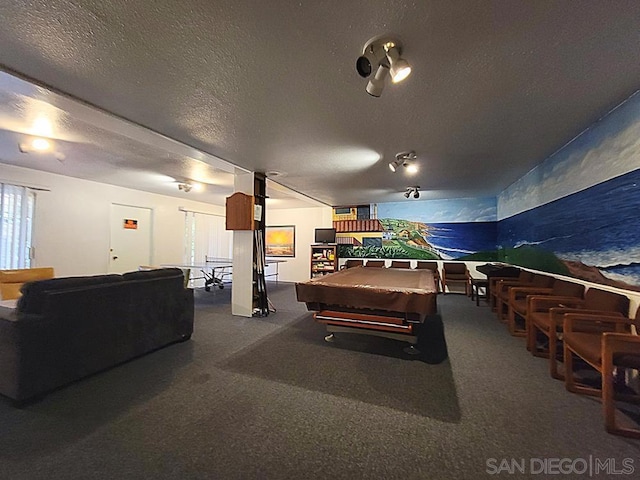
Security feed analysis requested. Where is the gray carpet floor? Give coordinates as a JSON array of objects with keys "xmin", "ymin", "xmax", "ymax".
[{"xmin": 0, "ymin": 282, "xmax": 639, "ymax": 479}]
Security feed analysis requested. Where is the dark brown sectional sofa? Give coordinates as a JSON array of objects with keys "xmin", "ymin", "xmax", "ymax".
[{"xmin": 0, "ymin": 268, "xmax": 193, "ymax": 403}]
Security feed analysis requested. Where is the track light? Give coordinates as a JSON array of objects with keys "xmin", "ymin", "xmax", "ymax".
[
  {"xmin": 388, "ymin": 158, "xmax": 403, "ymax": 172},
  {"xmin": 386, "ymin": 46, "xmax": 412, "ymax": 83},
  {"xmin": 178, "ymin": 181, "xmax": 203, "ymax": 193},
  {"xmin": 404, "ymin": 186, "xmax": 420, "ymax": 199},
  {"xmin": 366, "ymin": 65, "xmax": 389, "ymax": 97},
  {"xmin": 356, "ymin": 35, "xmax": 411, "ymax": 97},
  {"xmin": 389, "ymin": 151, "xmax": 418, "ymax": 174}
]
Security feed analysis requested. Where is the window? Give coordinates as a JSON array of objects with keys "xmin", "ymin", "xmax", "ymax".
[
  {"xmin": 0, "ymin": 183, "xmax": 35, "ymax": 269},
  {"xmin": 183, "ymin": 211, "xmax": 233, "ymax": 286}
]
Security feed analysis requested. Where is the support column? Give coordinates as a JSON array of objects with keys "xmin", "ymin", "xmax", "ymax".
[{"xmin": 231, "ymin": 172, "xmax": 254, "ymax": 317}]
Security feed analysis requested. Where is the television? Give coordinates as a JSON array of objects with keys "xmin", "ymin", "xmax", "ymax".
[{"xmin": 314, "ymin": 228, "xmax": 336, "ymax": 244}]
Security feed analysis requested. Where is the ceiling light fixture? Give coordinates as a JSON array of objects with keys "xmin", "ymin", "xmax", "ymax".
[
  {"xmin": 178, "ymin": 181, "xmax": 204, "ymax": 193},
  {"xmin": 404, "ymin": 186, "xmax": 420, "ymax": 199},
  {"xmin": 356, "ymin": 34, "xmax": 412, "ymax": 97},
  {"xmin": 18, "ymin": 137, "xmax": 53, "ymax": 153},
  {"xmin": 389, "ymin": 151, "xmax": 418, "ymax": 174}
]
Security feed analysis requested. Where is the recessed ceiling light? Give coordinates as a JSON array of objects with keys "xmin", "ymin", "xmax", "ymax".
[{"xmin": 31, "ymin": 137, "xmax": 51, "ymax": 151}]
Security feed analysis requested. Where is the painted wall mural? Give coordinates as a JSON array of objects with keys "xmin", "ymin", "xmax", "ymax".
[
  {"xmin": 336, "ymin": 198, "xmax": 498, "ymax": 260},
  {"xmin": 497, "ymin": 91, "xmax": 640, "ymax": 290},
  {"xmin": 338, "ymin": 91, "xmax": 640, "ymax": 291},
  {"xmin": 498, "ymin": 168, "xmax": 640, "ymax": 289}
]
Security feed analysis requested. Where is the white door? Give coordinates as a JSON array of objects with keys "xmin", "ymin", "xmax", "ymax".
[{"xmin": 109, "ymin": 204, "xmax": 152, "ymax": 273}]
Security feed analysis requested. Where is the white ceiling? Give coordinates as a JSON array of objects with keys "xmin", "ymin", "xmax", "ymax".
[{"xmin": 0, "ymin": 1, "xmax": 639, "ymax": 207}]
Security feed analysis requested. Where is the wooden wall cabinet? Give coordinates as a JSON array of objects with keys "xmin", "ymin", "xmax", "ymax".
[
  {"xmin": 310, "ymin": 244, "xmax": 338, "ymax": 278},
  {"xmin": 225, "ymin": 192, "xmax": 255, "ymax": 230}
]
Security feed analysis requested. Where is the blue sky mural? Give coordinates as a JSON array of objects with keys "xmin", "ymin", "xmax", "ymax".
[
  {"xmin": 497, "ymin": 90, "xmax": 640, "ymax": 289},
  {"xmin": 499, "ymin": 91, "xmax": 640, "ymax": 219},
  {"xmin": 378, "ymin": 197, "xmax": 497, "ymax": 223}
]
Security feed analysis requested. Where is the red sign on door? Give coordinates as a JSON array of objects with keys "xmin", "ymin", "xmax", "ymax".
[{"xmin": 123, "ymin": 219, "xmax": 138, "ymax": 229}]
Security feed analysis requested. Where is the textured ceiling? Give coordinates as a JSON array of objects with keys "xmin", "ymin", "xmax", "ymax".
[{"xmin": 0, "ymin": 1, "xmax": 639, "ymax": 206}]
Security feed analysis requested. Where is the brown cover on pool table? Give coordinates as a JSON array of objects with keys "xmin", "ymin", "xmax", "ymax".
[{"xmin": 295, "ymin": 266, "xmax": 437, "ymax": 316}]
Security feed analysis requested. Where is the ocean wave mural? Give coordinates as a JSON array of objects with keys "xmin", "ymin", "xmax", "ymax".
[{"xmin": 498, "ymin": 168, "xmax": 640, "ymax": 289}]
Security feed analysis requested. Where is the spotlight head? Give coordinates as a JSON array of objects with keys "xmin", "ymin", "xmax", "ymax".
[
  {"xmin": 386, "ymin": 46, "xmax": 412, "ymax": 83},
  {"xmin": 178, "ymin": 182, "xmax": 192, "ymax": 193},
  {"xmin": 389, "ymin": 158, "xmax": 402, "ymax": 172},
  {"xmin": 366, "ymin": 65, "xmax": 389, "ymax": 97},
  {"xmin": 404, "ymin": 190, "xmax": 411, "ymax": 198},
  {"xmin": 356, "ymin": 42, "xmax": 386, "ymax": 78},
  {"xmin": 413, "ymin": 190, "xmax": 419, "ymax": 199},
  {"xmin": 356, "ymin": 55, "xmax": 373, "ymax": 78},
  {"xmin": 404, "ymin": 162, "xmax": 418, "ymax": 174}
]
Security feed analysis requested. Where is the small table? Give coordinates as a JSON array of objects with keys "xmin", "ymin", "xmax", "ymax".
[{"xmin": 470, "ymin": 278, "xmax": 489, "ymax": 306}]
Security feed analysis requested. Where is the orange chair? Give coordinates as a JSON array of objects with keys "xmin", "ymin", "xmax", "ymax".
[{"xmin": 0, "ymin": 267, "xmax": 55, "ymax": 300}]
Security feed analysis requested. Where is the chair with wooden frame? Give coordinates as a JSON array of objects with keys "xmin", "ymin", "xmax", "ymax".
[
  {"xmin": 364, "ymin": 260, "xmax": 386, "ymax": 268},
  {"xmin": 489, "ymin": 270, "xmax": 534, "ymax": 313},
  {"xmin": 563, "ymin": 307, "xmax": 640, "ymax": 438},
  {"xmin": 341, "ymin": 259, "xmax": 364, "ymax": 269},
  {"xmin": 506, "ymin": 279, "xmax": 585, "ymax": 337},
  {"xmin": 441, "ymin": 262, "xmax": 470, "ymax": 295},
  {"xmin": 528, "ymin": 287, "xmax": 630, "ymax": 380},
  {"xmin": 416, "ymin": 261, "xmax": 442, "ymax": 293},
  {"xmin": 494, "ymin": 273, "xmax": 554, "ymax": 322},
  {"xmin": 390, "ymin": 260, "xmax": 411, "ymax": 269}
]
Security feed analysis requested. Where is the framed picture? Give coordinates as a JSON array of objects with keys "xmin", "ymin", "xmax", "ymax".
[{"xmin": 265, "ymin": 225, "xmax": 295, "ymax": 257}]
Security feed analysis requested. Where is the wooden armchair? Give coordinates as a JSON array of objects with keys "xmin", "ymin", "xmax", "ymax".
[
  {"xmin": 563, "ymin": 308, "xmax": 640, "ymax": 438},
  {"xmin": 489, "ymin": 271, "xmax": 534, "ymax": 313},
  {"xmin": 441, "ymin": 262, "xmax": 470, "ymax": 295},
  {"xmin": 416, "ymin": 261, "xmax": 441, "ymax": 293},
  {"xmin": 364, "ymin": 260, "xmax": 385, "ymax": 268},
  {"xmin": 494, "ymin": 273, "xmax": 554, "ymax": 322},
  {"xmin": 527, "ymin": 287, "xmax": 630, "ymax": 380},
  {"xmin": 390, "ymin": 260, "xmax": 411, "ymax": 269},
  {"xmin": 506, "ymin": 279, "xmax": 584, "ymax": 337},
  {"xmin": 341, "ymin": 259, "xmax": 364, "ymax": 269}
]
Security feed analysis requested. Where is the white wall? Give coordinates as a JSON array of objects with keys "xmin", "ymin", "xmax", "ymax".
[
  {"xmin": 1, "ymin": 164, "xmax": 224, "ymax": 277},
  {"xmin": 266, "ymin": 206, "xmax": 333, "ymax": 283}
]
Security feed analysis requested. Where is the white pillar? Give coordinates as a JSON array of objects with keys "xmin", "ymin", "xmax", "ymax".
[{"xmin": 231, "ymin": 172, "xmax": 254, "ymax": 317}]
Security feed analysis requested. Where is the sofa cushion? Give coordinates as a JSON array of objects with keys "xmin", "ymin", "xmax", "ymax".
[{"xmin": 18, "ymin": 274, "xmax": 123, "ymax": 314}]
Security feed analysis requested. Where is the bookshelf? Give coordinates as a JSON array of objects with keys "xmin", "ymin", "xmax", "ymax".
[{"xmin": 310, "ymin": 244, "xmax": 338, "ymax": 278}]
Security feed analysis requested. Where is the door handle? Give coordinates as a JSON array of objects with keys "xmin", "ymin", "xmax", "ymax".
[{"xmin": 112, "ymin": 256, "xmax": 118, "ymax": 260}]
